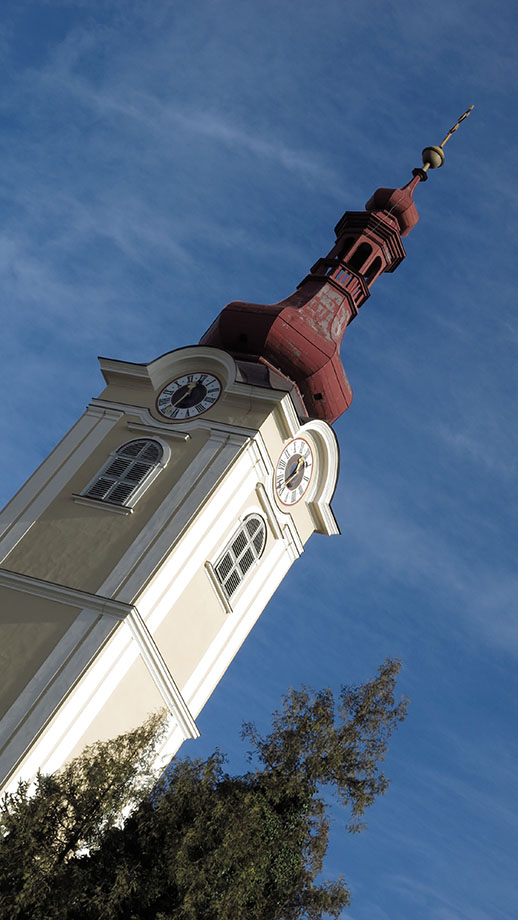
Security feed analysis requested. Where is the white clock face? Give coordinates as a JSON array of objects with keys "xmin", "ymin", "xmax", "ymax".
[
  {"xmin": 275, "ymin": 438, "xmax": 314, "ymax": 505},
  {"xmin": 156, "ymin": 372, "xmax": 222, "ymax": 420}
]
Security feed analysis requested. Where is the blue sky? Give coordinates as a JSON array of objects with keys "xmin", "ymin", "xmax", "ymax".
[{"xmin": 1, "ymin": 1, "xmax": 517, "ymax": 917}]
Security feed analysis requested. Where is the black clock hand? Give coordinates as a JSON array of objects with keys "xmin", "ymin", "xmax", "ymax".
[
  {"xmin": 170, "ymin": 381, "xmax": 197, "ymax": 407},
  {"xmin": 284, "ymin": 457, "xmax": 305, "ymax": 487}
]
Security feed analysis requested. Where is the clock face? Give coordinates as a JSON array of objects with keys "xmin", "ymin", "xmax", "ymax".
[
  {"xmin": 156, "ymin": 372, "xmax": 222, "ymax": 420},
  {"xmin": 275, "ymin": 438, "xmax": 314, "ymax": 505}
]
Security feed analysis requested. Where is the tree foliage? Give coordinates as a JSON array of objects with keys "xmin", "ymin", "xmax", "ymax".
[{"xmin": 0, "ymin": 659, "xmax": 407, "ymax": 920}]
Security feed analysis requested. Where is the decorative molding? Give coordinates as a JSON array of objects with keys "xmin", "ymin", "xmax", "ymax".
[
  {"xmin": 90, "ymin": 399, "xmax": 257, "ymax": 442},
  {"xmin": 126, "ymin": 421, "xmax": 191, "ymax": 441},
  {"xmin": 124, "ymin": 607, "xmax": 199, "ymax": 740},
  {"xmin": 255, "ymin": 482, "xmax": 282, "ymax": 540},
  {"xmin": 204, "ymin": 562, "xmax": 232, "ymax": 615},
  {"xmin": 0, "ymin": 568, "xmax": 131, "ymax": 620},
  {"xmin": 225, "ymin": 378, "xmax": 303, "ymax": 411},
  {"xmin": 85, "ymin": 405, "xmax": 125, "ymax": 421},
  {"xmin": 99, "ymin": 346, "xmax": 238, "ymax": 393},
  {"xmin": 248, "ymin": 436, "xmax": 271, "ymax": 478},
  {"xmin": 282, "ymin": 523, "xmax": 304, "ymax": 561},
  {"xmin": 98, "ymin": 357, "xmax": 151, "ymax": 381},
  {"xmin": 98, "ymin": 347, "xmax": 306, "ymax": 430},
  {"xmin": 72, "ymin": 494, "xmax": 134, "ymax": 514},
  {"xmin": 309, "ymin": 501, "xmax": 340, "ymax": 537},
  {"xmin": 277, "ymin": 393, "xmax": 305, "ymax": 439},
  {"xmin": 298, "ymin": 419, "xmax": 340, "ymax": 536}
]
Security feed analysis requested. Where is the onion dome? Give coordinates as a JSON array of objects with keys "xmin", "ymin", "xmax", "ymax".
[{"xmin": 365, "ymin": 175, "xmax": 420, "ymax": 237}]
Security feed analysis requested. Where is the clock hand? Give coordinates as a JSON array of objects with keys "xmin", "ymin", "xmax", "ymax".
[
  {"xmin": 170, "ymin": 380, "xmax": 197, "ymax": 407},
  {"xmin": 284, "ymin": 457, "xmax": 305, "ymax": 487}
]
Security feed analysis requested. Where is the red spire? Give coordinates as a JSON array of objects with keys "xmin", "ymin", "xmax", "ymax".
[
  {"xmin": 201, "ymin": 109, "xmax": 473, "ymax": 424},
  {"xmin": 200, "ymin": 177, "xmax": 412, "ymax": 423}
]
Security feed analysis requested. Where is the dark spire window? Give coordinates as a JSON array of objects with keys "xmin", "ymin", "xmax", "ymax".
[
  {"xmin": 365, "ymin": 256, "xmax": 382, "ymax": 283},
  {"xmin": 83, "ymin": 439, "xmax": 164, "ymax": 507},
  {"xmin": 347, "ymin": 242, "xmax": 372, "ymax": 273}
]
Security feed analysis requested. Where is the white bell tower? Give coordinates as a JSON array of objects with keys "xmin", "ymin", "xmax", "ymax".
[
  {"xmin": 1, "ymin": 111, "xmax": 472, "ymax": 796},
  {"xmin": 0, "ymin": 345, "xmax": 339, "ymax": 795}
]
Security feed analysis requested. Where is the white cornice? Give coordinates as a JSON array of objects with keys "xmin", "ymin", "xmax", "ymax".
[
  {"xmin": 84, "ymin": 405, "xmax": 125, "ymax": 421},
  {"xmin": 99, "ymin": 346, "xmax": 238, "ymax": 391},
  {"xmin": 0, "ymin": 568, "xmax": 133, "ymax": 618},
  {"xmin": 308, "ymin": 502, "xmax": 340, "ymax": 536},
  {"xmin": 126, "ymin": 421, "xmax": 192, "ymax": 441},
  {"xmin": 72, "ymin": 494, "xmax": 134, "ymax": 515},
  {"xmin": 98, "ymin": 357, "xmax": 151, "ymax": 381},
  {"xmin": 89, "ymin": 395, "xmax": 302, "ymax": 448},
  {"xmin": 89, "ymin": 399, "xmax": 257, "ymax": 442},
  {"xmin": 97, "ymin": 347, "xmax": 305, "ymax": 416}
]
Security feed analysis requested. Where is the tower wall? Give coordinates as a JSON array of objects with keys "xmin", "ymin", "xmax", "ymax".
[{"xmin": 0, "ymin": 346, "xmax": 339, "ymax": 795}]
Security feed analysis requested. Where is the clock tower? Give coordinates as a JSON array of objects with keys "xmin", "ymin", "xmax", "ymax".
[{"xmin": 0, "ymin": 114, "xmax": 472, "ymax": 795}]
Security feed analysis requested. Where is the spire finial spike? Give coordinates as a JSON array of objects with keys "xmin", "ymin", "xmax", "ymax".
[
  {"xmin": 412, "ymin": 105, "xmax": 474, "ymax": 181},
  {"xmin": 438, "ymin": 104, "xmax": 475, "ymax": 150}
]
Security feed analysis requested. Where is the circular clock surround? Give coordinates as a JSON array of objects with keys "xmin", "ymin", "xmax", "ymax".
[
  {"xmin": 275, "ymin": 437, "xmax": 314, "ymax": 506},
  {"xmin": 156, "ymin": 372, "xmax": 222, "ymax": 420}
]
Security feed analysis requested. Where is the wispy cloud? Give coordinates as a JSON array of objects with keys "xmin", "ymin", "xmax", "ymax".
[{"xmin": 330, "ymin": 463, "xmax": 518, "ymax": 657}]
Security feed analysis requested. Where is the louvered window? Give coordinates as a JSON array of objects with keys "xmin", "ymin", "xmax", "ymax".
[
  {"xmin": 215, "ymin": 515, "xmax": 266, "ymax": 599},
  {"xmin": 84, "ymin": 439, "xmax": 163, "ymax": 506}
]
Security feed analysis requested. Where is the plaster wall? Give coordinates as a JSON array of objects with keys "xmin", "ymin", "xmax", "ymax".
[
  {"xmin": 65, "ymin": 652, "xmax": 164, "ymax": 759},
  {"xmin": 0, "ymin": 589, "xmax": 79, "ymax": 722},
  {"xmin": 153, "ymin": 568, "xmax": 227, "ymax": 692}
]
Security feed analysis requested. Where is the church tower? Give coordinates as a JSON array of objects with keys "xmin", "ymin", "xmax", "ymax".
[{"xmin": 0, "ymin": 113, "xmax": 472, "ymax": 795}]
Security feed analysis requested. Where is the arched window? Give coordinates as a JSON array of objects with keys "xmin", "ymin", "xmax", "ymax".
[
  {"xmin": 83, "ymin": 439, "xmax": 164, "ymax": 507},
  {"xmin": 364, "ymin": 256, "xmax": 382, "ymax": 283},
  {"xmin": 347, "ymin": 242, "xmax": 372, "ymax": 273},
  {"xmin": 338, "ymin": 236, "xmax": 354, "ymax": 260},
  {"xmin": 215, "ymin": 515, "xmax": 266, "ymax": 599}
]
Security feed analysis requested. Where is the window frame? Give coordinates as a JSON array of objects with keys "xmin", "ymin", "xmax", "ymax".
[
  {"xmin": 75, "ymin": 437, "xmax": 170, "ymax": 513},
  {"xmin": 207, "ymin": 514, "xmax": 267, "ymax": 610}
]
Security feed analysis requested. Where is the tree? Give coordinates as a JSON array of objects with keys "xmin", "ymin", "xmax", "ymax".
[{"xmin": 0, "ymin": 659, "xmax": 408, "ymax": 920}]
